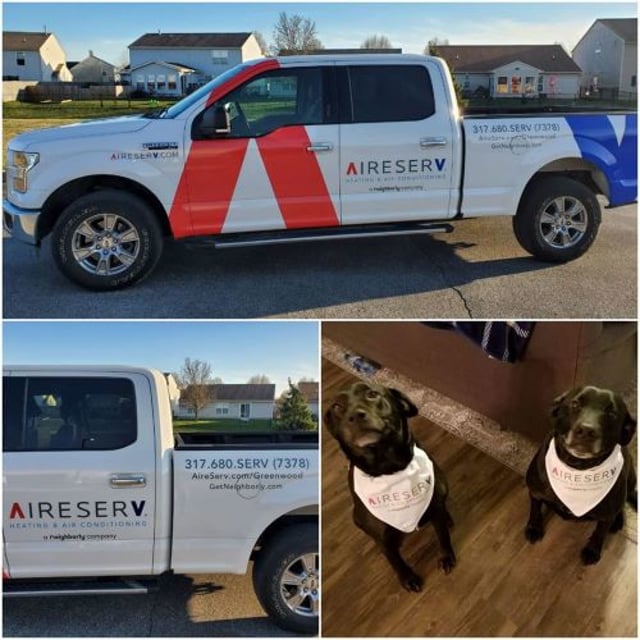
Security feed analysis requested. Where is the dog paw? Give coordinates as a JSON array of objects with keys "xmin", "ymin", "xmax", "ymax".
[
  {"xmin": 580, "ymin": 546, "xmax": 601, "ymax": 565},
  {"xmin": 438, "ymin": 554, "xmax": 456, "ymax": 575},
  {"xmin": 400, "ymin": 570, "xmax": 423, "ymax": 592},
  {"xmin": 525, "ymin": 523, "xmax": 544, "ymax": 543}
]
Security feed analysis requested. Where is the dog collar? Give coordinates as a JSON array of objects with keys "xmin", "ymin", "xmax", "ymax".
[
  {"xmin": 353, "ymin": 445, "xmax": 435, "ymax": 533},
  {"xmin": 545, "ymin": 439, "xmax": 624, "ymax": 517}
]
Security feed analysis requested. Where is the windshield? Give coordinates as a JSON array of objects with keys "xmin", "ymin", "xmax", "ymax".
[{"xmin": 163, "ymin": 63, "xmax": 252, "ymax": 119}]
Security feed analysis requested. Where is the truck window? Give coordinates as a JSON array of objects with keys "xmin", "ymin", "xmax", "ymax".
[
  {"xmin": 2, "ymin": 376, "xmax": 137, "ymax": 452},
  {"xmin": 346, "ymin": 65, "xmax": 435, "ymax": 123},
  {"xmin": 195, "ymin": 67, "xmax": 326, "ymax": 139}
]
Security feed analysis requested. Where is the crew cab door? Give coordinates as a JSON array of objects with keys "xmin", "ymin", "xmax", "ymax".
[
  {"xmin": 3, "ymin": 371, "xmax": 156, "ymax": 578},
  {"xmin": 339, "ymin": 62, "xmax": 457, "ymax": 224},
  {"xmin": 183, "ymin": 64, "xmax": 340, "ymax": 236}
]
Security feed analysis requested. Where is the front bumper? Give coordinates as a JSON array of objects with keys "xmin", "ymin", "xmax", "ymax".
[{"xmin": 3, "ymin": 199, "xmax": 41, "ymax": 245}]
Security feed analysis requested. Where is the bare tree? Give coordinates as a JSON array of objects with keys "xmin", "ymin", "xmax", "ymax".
[
  {"xmin": 361, "ymin": 34, "xmax": 394, "ymax": 50},
  {"xmin": 248, "ymin": 374, "xmax": 272, "ymax": 384},
  {"xmin": 272, "ymin": 12, "xmax": 324, "ymax": 55},
  {"xmin": 253, "ymin": 31, "xmax": 270, "ymax": 57},
  {"xmin": 177, "ymin": 358, "xmax": 213, "ymax": 421},
  {"xmin": 425, "ymin": 37, "xmax": 450, "ymax": 56}
]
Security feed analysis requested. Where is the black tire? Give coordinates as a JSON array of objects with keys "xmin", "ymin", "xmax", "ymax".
[
  {"xmin": 513, "ymin": 176, "xmax": 601, "ymax": 262},
  {"xmin": 252, "ymin": 523, "xmax": 319, "ymax": 634},
  {"xmin": 51, "ymin": 190, "xmax": 163, "ymax": 290}
]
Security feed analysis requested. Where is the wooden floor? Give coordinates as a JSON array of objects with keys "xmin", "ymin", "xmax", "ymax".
[{"xmin": 321, "ymin": 360, "xmax": 637, "ymax": 637}]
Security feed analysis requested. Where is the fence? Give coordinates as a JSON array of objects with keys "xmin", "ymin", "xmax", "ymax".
[{"xmin": 16, "ymin": 82, "xmax": 125, "ymax": 102}]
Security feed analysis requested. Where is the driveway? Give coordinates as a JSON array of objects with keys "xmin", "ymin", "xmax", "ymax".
[
  {"xmin": 3, "ymin": 203, "xmax": 636, "ymax": 319},
  {"xmin": 3, "ymin": 572, "xmax": 297, "ymax": 637}
]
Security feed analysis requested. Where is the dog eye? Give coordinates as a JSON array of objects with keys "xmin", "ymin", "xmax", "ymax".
[
  {"xmin": 570, "ymin": 398, "xmax": 582, "ymax": 410},
  {"xmin": 365, "ymin": 390, "xmax": 379, "ymax": 401},
  {"xmin": 605, "ymin": 403, "xmax": 617, "ymax": 416},
  {"xmin": 331, "ymin": 403, "xmax": 345, "ymax": 416}
]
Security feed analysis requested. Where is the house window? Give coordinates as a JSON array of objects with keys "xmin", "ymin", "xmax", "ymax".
[
  {"xmin": 157, "ymin": 74, "xmax": 166, "ymax": 91},
  {"xmin": 511, "ymin": 76, "xmax": 522, "ymax": 94},
  {"xmin": 215, "ymin": 404, "xmax": 229, "ymax": 416},
  {"xmin": 212, "ymin": 50, "xmax": 230, "ymax": 65},
  {"xmin": 537, "ymin": 76, "xmax": 544, "ymax": 93},
  {"xmin": 147, "ymin": 74, "xmax": 155, "ymax": 91},
  {"xmin": 240, "ymin": 403, "xmax": 250, "ymax": 419},
  {"xmin": 168, "ymin": 74, "xmax": 177, "ymax": 90},
  {"xmin": 525, "ymin": 76, "xmax": 535, "ymax": 94},
  {"xmin": 497, "ymin": 76, "xmax": 508, "ymax": 94},
  {"xmin": 16, "ymin": 51, "xmax": 25, "ymax": 66},
  {"xmin": 632, "ymin": 75, "xmax": 637, "ymax": 88}
]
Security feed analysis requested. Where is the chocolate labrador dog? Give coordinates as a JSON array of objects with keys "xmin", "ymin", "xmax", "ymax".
[
  {"xmin": 525, "ymin": 385, "xmax": 637, "ymax": 564},
  {"xmin": 325, "ymin": 381, "xmax": 455, "ymax": 591}
]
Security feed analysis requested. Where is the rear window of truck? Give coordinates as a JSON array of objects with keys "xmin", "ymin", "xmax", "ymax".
[
  {"xmin": 346, "ymin": 65, "xmax": 435, "ymax": 123},
  {"xmin": 3, "ymin": 376, "xmax": 137, "ymax": 452}
]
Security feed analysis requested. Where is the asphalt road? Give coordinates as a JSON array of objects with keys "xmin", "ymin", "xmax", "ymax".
[
  {"xmin": 3, "ymin": 202, "xmax": 636, "ymax": 319},
  {"xmin": 3, "ymin": 572, "xmax": 299, "ymax": 637}
]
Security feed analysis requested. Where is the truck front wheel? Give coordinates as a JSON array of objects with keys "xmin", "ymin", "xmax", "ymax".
[
  {"xmin": 513, "ymin": 176, "xmax": 601, "ymax": 262},
  {"xmin": 51, "ymin": 190, "xmax": 163, "ymax": 290},
  {"xmin": 252, "ymin": 523, "xmax": 319, "ymax": 634}
]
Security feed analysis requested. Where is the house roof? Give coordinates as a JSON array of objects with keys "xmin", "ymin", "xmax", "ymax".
[
  {"xmin": 436, "ymin": 44, "xmax": 582, "ymax": 73},
  {"xmin": 130, "ymin": 32, "xmax": 253, "ymax": 49},
  {"xmin": 129, "ymin": 60, "xmax": 197, "ymax": 73},
  {"xmin": 3, "ymin": 31, "xmax": 52, "ymax": 52},
  {"xmin": 598, "ymin": 18, "xmax": 637, "ymax": 43},
  {"xmin": 204, "ymin": 384, "xmax": 275, "ymax": 402},
  {"xmin": 298, "ymin": 382, "xmax": 319, "ymax": 403},
  {"xmin": 280, "ymin": 48, "xmax": 403, "ymax": 55}
]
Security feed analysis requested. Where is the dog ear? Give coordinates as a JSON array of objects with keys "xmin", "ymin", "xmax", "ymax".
[
  {"xmin": 550, "ymin": 389, "xmax": 572, "ymax": 417},
  {"xmin": 389, "ymin": 388, "xmax": 418, "ymax": 418},
  {"xmin": 619, "ymin": 406, "xmax": 637, "ymax": 446},
  {"xmin": 324, "ymin": 400, "xmax": 343, "ymax": 438}
]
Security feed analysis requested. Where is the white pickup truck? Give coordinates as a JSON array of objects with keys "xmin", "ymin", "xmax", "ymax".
[
  {"xmin": 4, "ymin": 54, "xmax": 637, "ymax": 290},
  {"xmin": 2, "ymin": 366, "xmax": 319, "ymax": 633}
]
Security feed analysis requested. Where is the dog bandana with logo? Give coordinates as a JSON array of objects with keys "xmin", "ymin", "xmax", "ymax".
[
  {"xmin": 545, "ymin": 439, "xmax": 624, "ymax": 517},
  {"xmin": 353, "ymin": 445, "xmax": 435, "ymax": 533}
]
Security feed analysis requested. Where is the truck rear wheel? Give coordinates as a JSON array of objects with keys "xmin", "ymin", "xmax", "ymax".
[
  {"xmin": 51, "ymin": 190, "xmax": 163, "ymax": 290},
  {"xmin": 253, "ymin": 523, "xmax": 319, "ymax": 634},
  {"xmin": 513, "ymin": 176, "xmax": 601, "ymax": 262}
]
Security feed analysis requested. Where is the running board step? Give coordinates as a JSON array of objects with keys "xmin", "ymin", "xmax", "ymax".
[
  {"xmin": 187, "ymin": 222, "xmax": 454, "ymax": 249},
  {"xmin": 3, "ymin": 577, "xmax": 156, "ymax": 598}
]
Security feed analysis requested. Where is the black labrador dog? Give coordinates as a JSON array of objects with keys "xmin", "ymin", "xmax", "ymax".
[
  {"xmin": 525, "ymin": 385, "xmax": 637, "ymax": 564},
  {"xmin": 325, "ymin": 381, "xmax": 455, "ymax": 591}
]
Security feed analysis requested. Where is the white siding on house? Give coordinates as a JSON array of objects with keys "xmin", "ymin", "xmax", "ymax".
[
  {"xmin": 130, "ymin": 62, "xmax": 188, "ymax": 96},
  {"xmin": 39, "ymin": 34, "xmax": 72, "ymax": 81},
  {"xmin": 3, "ymin": 50, "xmax": 42, "ymax": 81},
  {"xmin": 241, "ymin": 35, "xmax": 264, "ymax": 62},
  {"xmin": 178, "ymin": 400, "xmax": 273, "ymax": 420},
  {"xmin": 620, "ymin": 43, "xmax": 637, "ymax": 94},
  {"xmin": 573, "ymin": 21, "xmax": 625, "ymax": 91}
]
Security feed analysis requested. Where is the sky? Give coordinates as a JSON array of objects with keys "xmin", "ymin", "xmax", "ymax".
[
  {"xmin": 3, "ymin": 2, "xmax": 636, "ymax": 66},
  {"xmin": 3, "ymin": 321, "xmax": 319, "ymax": 395}
]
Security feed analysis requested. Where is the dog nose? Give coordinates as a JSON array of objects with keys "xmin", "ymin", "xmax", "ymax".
[
  {"xmin": 349, "ymin": 408, "xmax": 368, "ymax": 423},
  {"xmin": 573, "ymin": 425, "xmax": 597, "ymax": 440}
]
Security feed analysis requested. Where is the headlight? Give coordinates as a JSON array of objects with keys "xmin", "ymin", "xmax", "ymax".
[{"xmin": 10, "ymin": 151, "xmax": 39, "ymax": 193}]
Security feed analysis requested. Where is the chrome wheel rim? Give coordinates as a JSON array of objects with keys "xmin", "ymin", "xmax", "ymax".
[
  {"xmin": 539, "ymin": 196, "xmax": 588, "ymax": 249},
  {"xmin": 279, "ymin": 552, "xmax": 319, "ymax": 618},
  {"xmin": 71, "ymin": 213, "xmax": 141, "ymax": 276}
]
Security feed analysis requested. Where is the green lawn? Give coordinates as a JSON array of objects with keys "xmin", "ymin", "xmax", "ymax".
[
  {"xmin": 3, "ymin": 99, "xmax": 176, "ymax": 120},
  {"xmin": 174, "ymin": 419, "xmax": 275, "ymax": 433}
]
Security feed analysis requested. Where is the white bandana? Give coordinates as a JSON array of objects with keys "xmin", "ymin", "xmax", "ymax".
[
  {"xmin": 353, "ymin": 446, "xmax": 435, "ymax": 533},
  {"xmin": 545, "ymin": 439, "xmax": 624, "ymax": 517}
]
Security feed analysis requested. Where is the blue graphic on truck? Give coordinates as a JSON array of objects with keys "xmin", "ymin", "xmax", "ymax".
[{"xmin": 565, "ymin": 114, "xmax": 637, "ymax": 207}]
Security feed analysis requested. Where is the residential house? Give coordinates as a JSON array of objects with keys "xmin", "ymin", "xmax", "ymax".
[
  {"xmin": 177, "ymin": 383, "xmax": 275, "ymax": 421},
  {"xmin": 298, "ymin": 381, "xmax": 319, "ymax": 419},
  {"xmin": 68, "ymin": 51, "xmax": 118, "ymax": 84},
  {"xmin": 125, "ymin": 32, "xmax": 263, "ymax": 96},
  {"xmin": 572, "ymin": 18, "xmax": 637, "ymax": 97},
  {"xmin": 163, "ymin": 373, "xmax": 181, "ymax": 415},
  {"xmin": 3, "ymin": 31, "xmax": 72, "ymax": 82},
  {"xmin": 436, "ymin": 44, "xmax": 582, "ymax": 99}
]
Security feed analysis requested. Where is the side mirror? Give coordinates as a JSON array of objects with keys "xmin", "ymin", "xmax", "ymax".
[{"xmin": 200, "ymin": 105, "xmax": 230, "ymax": 137}]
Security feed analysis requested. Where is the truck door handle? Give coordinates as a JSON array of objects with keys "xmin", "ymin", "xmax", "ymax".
[
  {"xmin": 420, "ymin": 137, "xmax": 448, "ymax": 148},
  {"xmin": 306, "ymin": 143, "xmax": 334, "ymax": 152},
  {"xmin": 110, "ymin": 474, "xmax": 146, "ymax": 488}
]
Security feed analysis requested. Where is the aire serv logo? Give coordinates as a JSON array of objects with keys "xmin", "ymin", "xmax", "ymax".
[
  {"xmin": 8, "ymin": 500, "xmax": 147, "ymax": 520},
  {"xmin": 345, "ymin": 157, "xmax": 447, "ymax": 176}
]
